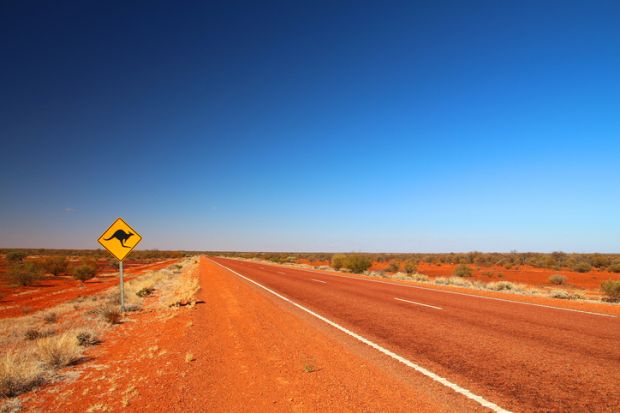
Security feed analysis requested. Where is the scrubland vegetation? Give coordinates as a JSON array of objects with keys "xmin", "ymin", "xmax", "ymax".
[{"xmin": 0, "ymin": 258, "xmax": 199, "ymax": 406}]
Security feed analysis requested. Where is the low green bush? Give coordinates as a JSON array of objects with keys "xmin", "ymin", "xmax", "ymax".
[
  {"xmin": 71, "ymin": 263, "xmax": 97, "ymax": 284},
  {"xmin": 5, "ymin": 251, "xmax": 27, "ymax": 263},
  {"xmin": 8, "ymin": 262, "xmax": 43, "ymax": 286},
  {"xmin": 343, "ymin": 254, "xmax": 372, "ymax": 274},
  {"xmin": 403, "ymin": 260, "xmax": 417, "ymax": 275},
  {"xmin": 331, "ymin": 254, "xmax": 347, "ymax": 270},
  {"xmin": 572, "ymin": 262, "xmax": 592, "ymax": 273},
  {"xmin": 608, "ymin": 263, "xmax": 620, "ymax": 273},
  {"xmin": 601, "ymin": 280, "xmax": 620, "ymax": 302},
  {"xmin": 453, "ymin": 264, "xmax": 473, "ymax": 277},
  {"xmin": 42, "ymin": 256, "xmax": 68, "ymax": 276}
]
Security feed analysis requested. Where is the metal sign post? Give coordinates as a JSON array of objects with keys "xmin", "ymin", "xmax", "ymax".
[
  {"xmin": 98, "ymin": 217, "xmax": 142, "ymax": 313},
  {"xmin": 119, "ymin": 260, "xmax": 125, "ymax": 312}
]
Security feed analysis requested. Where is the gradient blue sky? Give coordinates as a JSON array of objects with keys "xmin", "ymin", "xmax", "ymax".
[{"xmin": 1, "ymin": 1, "xmax": 619, "ymax": 252}]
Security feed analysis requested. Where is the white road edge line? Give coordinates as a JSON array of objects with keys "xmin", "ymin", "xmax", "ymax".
[
  {"xmin": 211, "ymin": 259, "xmax": 511, "ymax": 413},
  {"xmin": 394, "ymin": 297, "xmax": 442, "ymax": 310},
  {"xmin": 311, "ymin": 279, "xmax": 327, "ymax": 284}
]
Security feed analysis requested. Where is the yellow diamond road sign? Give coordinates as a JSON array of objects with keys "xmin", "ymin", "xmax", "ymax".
[{"xmin": 98, "ymin": 217, "xmax": 142, "ymax": 261}]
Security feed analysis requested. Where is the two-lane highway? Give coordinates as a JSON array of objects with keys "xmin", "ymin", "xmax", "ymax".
[{"xmin": 211, "ymin": 257, "xmax": 620, "ymax": 412}]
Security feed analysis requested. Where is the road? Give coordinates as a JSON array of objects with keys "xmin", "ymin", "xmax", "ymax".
[{"xmin": 211, "ymin": 257, "xmax": 620, "ymax": 413}]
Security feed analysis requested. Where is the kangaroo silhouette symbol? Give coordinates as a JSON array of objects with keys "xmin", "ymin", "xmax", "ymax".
[{"xmin": 104, "ymin": 230, "xmax": 134, "ymax": 248}]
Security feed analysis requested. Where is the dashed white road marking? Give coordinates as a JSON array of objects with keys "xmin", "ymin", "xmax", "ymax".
[
  {"xmin": 278, "ymin": 266, "xmax": 616, "ymax": 319},
  {"xmin": 311, "ymin": 279, "xmax": 327, "ymax": 284},
  {"xmin": 394, "ymin": 297, "xmax": 442, "ymax": 310},
  {"xmin": 211, "ymin": 259, "xmax": 511, "ymax": 413},
  {"xmin": 277, "ymin": 271, "xmax": 286, "ymax": 275}
]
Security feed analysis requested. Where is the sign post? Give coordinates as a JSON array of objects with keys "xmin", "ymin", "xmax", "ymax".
[{"xmin": 97, "ymin": 217, "xmax": 142, "ymax": 312}]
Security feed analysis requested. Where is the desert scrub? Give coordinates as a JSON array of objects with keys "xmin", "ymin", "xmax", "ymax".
[
  {"xmin": 571, "ymin": 262, "xmax": 592, "ymax": 273},
  {"xmin": 549, "ymin": 290, "xmax": 575, "ymax": 300},
  {"xmin": 75, "ymin": 330, "xmax": 99, "ymax": 346},
  {"xmin": 386, "ymin": 261, "xmax": 400, "ymax": 273},
  {"xmin": 486, "ymin": 281, "xmax": 515, "ymax": 291},
  {"xmin": 601, "ymin": 280, "xmax": 620, "ymax": 302},
  {"xmin": 549, "ymin": 274, "xmax": 567, "ymax": 285},
  {"xmin": 8, "ymin": 262, "xmax": 42, "ymax": 287},
  {"xmin": 43, "ymin": 312, "xmax": 58, "ymax": 324},
  {"xmin": 403, "ymin": 260, "xmax": 417, "ymax": 275},
  {"xmin": 608, "ymin": 263, "xmax": 620, "ymax": 273},
  {"xmin": 0, "ymin": 352, "xmax": 43, "ymax": 397},
  {"xmin": 331, "ymin": 254, "xmax": 347, "ymax": 270},
  {"xmin": 435, "ymin": 277, "xmax": 473, "ymax": 288},
  {"xmin": 42, "ymin": 256, "xmax": 68, "ymax": 276},
  {"xmin": 36, "ymin": 333, "xmax": 82, "ymax": 369},
  {"xmin": 453, "ymin": 264, "xmax": 473, "ymax": 277},
  {"xmin": 71, "ymin": 262, "xmax": 97, "ymax": 285},
  {"xmin": 100, "ymin": 307, "xmax": 122, "ymax": 324},
  {"xmin": 24, "ymin": 329, "xmax": 55, "ymax": 341},
  {"xmin": 5, "ymin": 251, "xmax": 27, "ymax": 264},
  {"xmin": 135, "ymin": 287, "xmax": 154, "ymax": 297}
]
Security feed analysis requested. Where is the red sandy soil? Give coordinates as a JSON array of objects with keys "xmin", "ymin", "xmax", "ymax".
[
  {"xmin": 0, "ymin": 258, "xmax": 179, "ymax": 319},
  {"xmin": 20, "ymin": 257, "xmax": 480, "ymax": 413}
]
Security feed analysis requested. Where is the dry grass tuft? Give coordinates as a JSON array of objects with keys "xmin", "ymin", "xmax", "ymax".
[
  {"xmin": 99, "ymin": 307, "xmax": 122, "ymax": 325},
  {"xmin": 0, "ymin": 352, "xmax": 43, "ymax": 397},
  {"xmin": 184, "ymin": 352, "xmax": 194, "ymax": 363},
  {"xmin": 160, "ymin": 271, "xmax": 200, "ymax": 307},
  {"xmin": 36, "ymin": 333, "xmax": 82, "ymax": 369}
]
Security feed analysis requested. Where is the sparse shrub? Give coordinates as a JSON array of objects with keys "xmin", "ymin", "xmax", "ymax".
[
  {"xmin": 549, "ymin": 290, "xmax": 571, "ymax": 299},
  {"xmin": 608, "ymin": 263, "xmax": 620, "ymax": 273},
  {"xmin": 549, "ymin": 274, "xmax": 567, "ymax": 285},
  {"xmin": 343, "ymin": 254, "xmax": 372, "ymax": 274},
  {"xmin": 486, "ymin": 281, "xmax": 515, "ymax": 291},
  {"xmin": 42, "ymin": 256, "xmax": 68, "ymax": 276},
  {"xmin": 184, "ymin": 352, "xmax": 194, "ymax": 363},
  {"xmin": 100, "ymin": 307, "xmax": 122, "ymax": 324},
  {"xmin": 36, "ymin": 333, "xmax": 82, "ymax": 369},
  {"xmin": 572, "ymin": 262, "xmax": 592, "ymax": 273},
  {"xmin": 8, "ymin": 262, "xmax": 42, "ymax": 286},
  {"xmin": 24, "ymin": 329, "xmax": 42, "ymax": 341},
  {"xmin": 453, "ymin": 264, "xmax": 473, "ymax": 277},
  {"xmin": 71, "ymin": 263, "xmax": 97, "ymax": 285},
  {"xmin": 411, "ymin": 273, "xmax": 429, "ymax": 282},
  {"xmin": 387, "ymin": 261, "xmax": 400, "ymax": 273},
  {"xmin": 76, "ymin": 331, "xmax": 99, "ymax": 346},
  {"xmin": 43, "ymin": 312, "xmax": 58, "ymax": 324},
  {"xmin": 601, "ymin": 280, "xmax": 620, "ymax": 302},
  {"xmin": 331, "ymin": 254, "xmax": 347, "ymax": 270},
  {"xmin": 136, "ymin": 287, "xmax": 154, "ymax": 297},
  {"xmin": 403, "ymin": 260, "xmax": 417, "ymax": 275},
  {"xmin": 5, "ymin": 251, "xmax": 27, "ymax": 264}
]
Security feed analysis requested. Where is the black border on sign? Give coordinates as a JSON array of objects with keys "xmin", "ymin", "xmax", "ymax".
[{"xmin": 97, "ymin": 217, "xmax": 143, "ymax": 262}]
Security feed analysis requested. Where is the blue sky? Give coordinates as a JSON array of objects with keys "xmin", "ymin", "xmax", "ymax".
[{"xmin": 1, "ymin": 1, "xmax": 619, "ymax": 252}]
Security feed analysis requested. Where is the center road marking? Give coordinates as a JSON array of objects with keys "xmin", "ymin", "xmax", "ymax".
[
  {"xmin": 283, "ymin": 267, "xmax": 616, "ymax": 319},
  {"xmin": 211, "ymin": 259, "xmax": 511, "ymax": 413},
  {"xmin": 394, "ymin": 297, "xmax": 442, "ymax": 310},
  {"xmin": 277, "ymin": 271, "xmax": 286, "ymax": 275},
  {"xmin": 311, "ymin": 279, "xmax": 327, "ymax": 284}
]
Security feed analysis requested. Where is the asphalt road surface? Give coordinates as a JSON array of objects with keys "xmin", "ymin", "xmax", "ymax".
[{"xmin": 211, "ymin": 257, "xmax": 620, "ymax": 413}]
